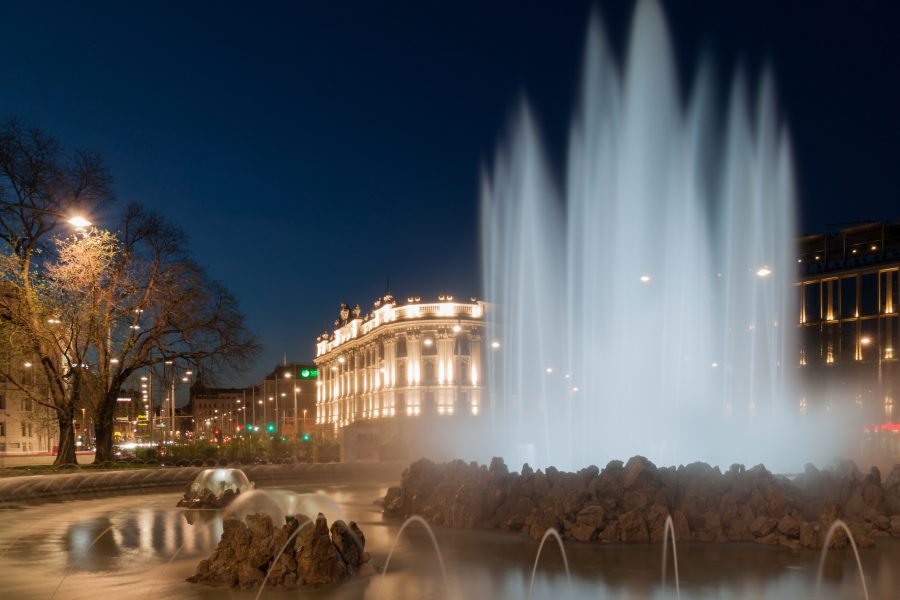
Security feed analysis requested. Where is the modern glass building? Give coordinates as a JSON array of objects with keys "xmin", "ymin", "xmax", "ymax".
[{"xmin": 796, "ymin": 221, "xmax": 900, "ymax": 455}]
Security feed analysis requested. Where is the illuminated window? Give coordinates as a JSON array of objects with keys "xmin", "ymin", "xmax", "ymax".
[
  {"xmin": 804, "ymin": 283, "xmax": 820, "ymax": 323},
  {"xmin": 860, "ymin": 274, "xmax": 878, "ymax": 315},
  {"xmin": 840, "ymin": 277, "xmax": 857, "ymax": 319},
  {"xmin": 424, "ymin": 360, "xmax": 436, "ymax": 384}
]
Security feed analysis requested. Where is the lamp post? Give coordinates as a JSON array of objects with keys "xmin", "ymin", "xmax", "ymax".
[{"xmin": 285, "ymin": 371, "xmax": 296, "ymax": 438}]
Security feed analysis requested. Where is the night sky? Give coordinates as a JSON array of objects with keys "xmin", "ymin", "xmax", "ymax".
[{"xmin": 0, "ymin": 1, "xmax": 897, "ymax": 383}]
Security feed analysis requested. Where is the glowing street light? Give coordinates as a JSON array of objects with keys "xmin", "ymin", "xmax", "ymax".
[
  {"xmin": 861, "ymin": 336, "xmax": 872, "ymax": 346},
  {"xmin": 756, "ymin": 266, "xmax": 772, "ymax": 277},
  {"xmin": 67, "ymin": 215, "xmax": 92, "ymax": 228},
  {"xmin": 639, "ymin": 275, "xmax": 651, "ymax": 283},
  {"xmin": 491, "ymin": 341, "xmax": 501, "ymax": 349}
]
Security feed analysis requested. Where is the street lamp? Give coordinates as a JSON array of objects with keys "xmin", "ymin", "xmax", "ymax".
[
  {"xmin": 67, "ymin": 215, "xmax": 92, "ymax": 228},
  {"xmin": 0, "ymin": 199, "xmax": 92, "ymax": 229},
  {"xmin": 285, "ymin": 371, "xmax": 298, "ymax": 439}
]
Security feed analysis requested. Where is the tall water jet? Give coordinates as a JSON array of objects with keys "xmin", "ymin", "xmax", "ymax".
[{"xmin": 482, "ymin": 0, "xmax": 809, "ymax": 470}]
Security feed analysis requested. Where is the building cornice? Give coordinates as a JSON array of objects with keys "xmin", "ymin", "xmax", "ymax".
[{"xmin": 316, "ymin": 299, "xmax": 485, "ymax": 360}]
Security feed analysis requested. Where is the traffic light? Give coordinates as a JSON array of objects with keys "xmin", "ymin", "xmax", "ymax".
[
  {"xmin": 235, "ymin": 424, "xmax": 242, "ymax": 432},
  {"xmin": 267, "ymin": 423, "xmax": 275, "ymax": 433},
  {"xmin": 302, "ymin": 434, "xmax": 311, "ymax": 442},
  {"xmin": 253, "ymin": 425, "xmax": 260, "ymax": 432}
]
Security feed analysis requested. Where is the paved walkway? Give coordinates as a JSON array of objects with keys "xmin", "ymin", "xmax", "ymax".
[{"xmin": 0, "ymin": 451, "xmax": 95, "ymax": 468}]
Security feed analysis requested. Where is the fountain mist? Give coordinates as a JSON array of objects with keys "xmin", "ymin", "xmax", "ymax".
[{"xmin": 481, "ymin": 0, "xmax": 831, "ymax": 471}]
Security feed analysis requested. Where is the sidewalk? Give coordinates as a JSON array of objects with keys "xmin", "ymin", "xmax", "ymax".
[{"xmin": 0, "ymin": 451, "xmax": 95, "ymax": 468}]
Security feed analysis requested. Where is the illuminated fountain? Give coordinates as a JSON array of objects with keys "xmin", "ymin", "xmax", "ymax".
[
  {"xmin": 225, "ymin": 489, "xmax": 345, "ymax": 524},
  {"xmin": 481, "ymin": 0, "xmax": 828, "ymax": 471},
  {"xmin": 178, "ymin": 468, "xmax": 254, "ymax": 508}
]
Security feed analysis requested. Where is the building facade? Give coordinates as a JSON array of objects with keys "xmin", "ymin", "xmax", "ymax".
[
  {"xmin": 314, "ymin": 294, "xmax": 486, "ymax": 446},
  {"xmin": 796, "ymin": 222, "xmax": 900, "ymax": 453},
  {"xmin": 189, "ymin": 383, "xmax": 246, "ymax": 438},
  {"xmin": 0, "ymin": 357, "xmax": 54, "ymax": 454}
]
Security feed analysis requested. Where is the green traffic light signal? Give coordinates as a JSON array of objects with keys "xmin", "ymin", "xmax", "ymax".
[
  {"xmin": 267, "ymin": 423, "xmax": 275, "ymax": 433},
  {"xmin": 302, "ymin": 434, "xmax": 311, "ymax": 442}
]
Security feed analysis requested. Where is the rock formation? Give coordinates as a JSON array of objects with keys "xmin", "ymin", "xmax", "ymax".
[
  {"xmin": 187, "ymin": 512, "xmax": 374, "ymax": 589},
  {"xmin": 383, "ymin": 456, "xmax": 900, "ymax": 550},
  {"xmin": 177, "ymin": 484, "xmax": 239, "ymax": 509}
]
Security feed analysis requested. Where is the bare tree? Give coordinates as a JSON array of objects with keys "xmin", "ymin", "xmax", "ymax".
[
  {"xmin": 0, "ymin": 118, "xmax": 112, "ymax": 464},
  {"xmin": 89, "ymin": 204, "xmax": 260, "ymax": 463}
]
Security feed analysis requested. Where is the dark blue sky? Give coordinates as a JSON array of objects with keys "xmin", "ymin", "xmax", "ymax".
[{"xmin": 1, "ymin": 1, "xmax": 897, "ymax": 383}]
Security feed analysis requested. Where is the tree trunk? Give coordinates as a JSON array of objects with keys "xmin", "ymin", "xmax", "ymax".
[
  {"xmin": 93, "ymin": 390, "xmax": 119, "ymax": 463},
  {"xmin": 54, "ymin": 408, "xmax": 78, "ymax": 466}
]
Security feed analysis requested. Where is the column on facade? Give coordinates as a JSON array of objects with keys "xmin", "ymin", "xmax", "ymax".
[
  {"xmin": 383, "ymin": 334, "xmax": 396, "ymax": 417},
  {"xmin": 437, "ymin": 329, "xmax": 454, "ymax": 414},
  {"xmin": 470, "ymin": 329, "xmax": 482, "ymax": 414},
  {"xmin": 406, "ymin": 331, "xmax": 421, "ymax": 415}
]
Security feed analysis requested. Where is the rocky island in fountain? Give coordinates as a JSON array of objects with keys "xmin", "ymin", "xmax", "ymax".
[
  {"xmin": 384, "ymin": 456, "xmax": 900, "ymax": 550},
  {"xmin": 188, "ymin": 512, "xmax": 375, "ymax": 590}
]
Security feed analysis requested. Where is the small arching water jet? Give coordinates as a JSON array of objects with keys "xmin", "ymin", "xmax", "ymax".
[
  {"xmin": 254, "ymin": 517, "xmax": 312, "ymax": 600},
  {"xmin": 378, "ymin": 515, "xmax": 449, "ymax": 599},
  {"xmin": 48, "ymin": 524, "xmax": 116, "ymax": 600},
  {"xmin": 661, "ymin": 515, "xmax": 681, "ymax": 599},
  {"xmin": 142, "ymin": 541, "xmax": 186, "ymax": 600},
  {"xmin": 527, "ymin": 528, "xmax": 572, "ymax": 600},
  {"xmin": 815, "ymin": 519, "xmax": 869, "ymax": 600}
]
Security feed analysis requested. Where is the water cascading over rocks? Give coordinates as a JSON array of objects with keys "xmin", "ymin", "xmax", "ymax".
[{"xmin": 480, "ymin": 0, "xmax": 820, "ymax": 471}]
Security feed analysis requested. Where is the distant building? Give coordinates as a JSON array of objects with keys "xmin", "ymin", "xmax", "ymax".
[
  {"xmin": 0, "ymin": 356, "xmax": 52, "ymax": 454},
  {"xmin": 186, "ymin": 363, "xmax": 319, "ymax": 440},
  {"xmin": 796, "ymin": 221, "xmax": 899, "ymax": 453},
  {"xmin": 245, "ymin": 363, "xmax": 318, "ymax": 438},
  {"xmin": 189, "ymin": 383, "xmax": 246, "ymax": 438},
  {"xmin": 314, "ymin": 293, "xmax": 486, "ymax": 459}
]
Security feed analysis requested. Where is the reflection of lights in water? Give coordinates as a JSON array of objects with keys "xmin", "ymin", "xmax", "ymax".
[
  {"xmin": 70, "ymin": 527, "xmax": 92, "ymax": 554},
  {"xmin": 139, "ymin": 510, "xmax": 153, "ymax": 553}
]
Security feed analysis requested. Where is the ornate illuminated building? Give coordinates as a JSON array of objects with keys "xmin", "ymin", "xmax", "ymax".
[
  {"xmin": 797, "ymin": 222, "xmax": 899, "ymax": 444},
  {"xmin": 314, "ymin": 294, "xmax": 486, "ymax": 442}
]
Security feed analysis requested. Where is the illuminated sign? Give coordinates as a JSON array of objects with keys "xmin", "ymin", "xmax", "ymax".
[{"xmin": 300, "ymin": 369, "xmax": 318, "ymax": 379}]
